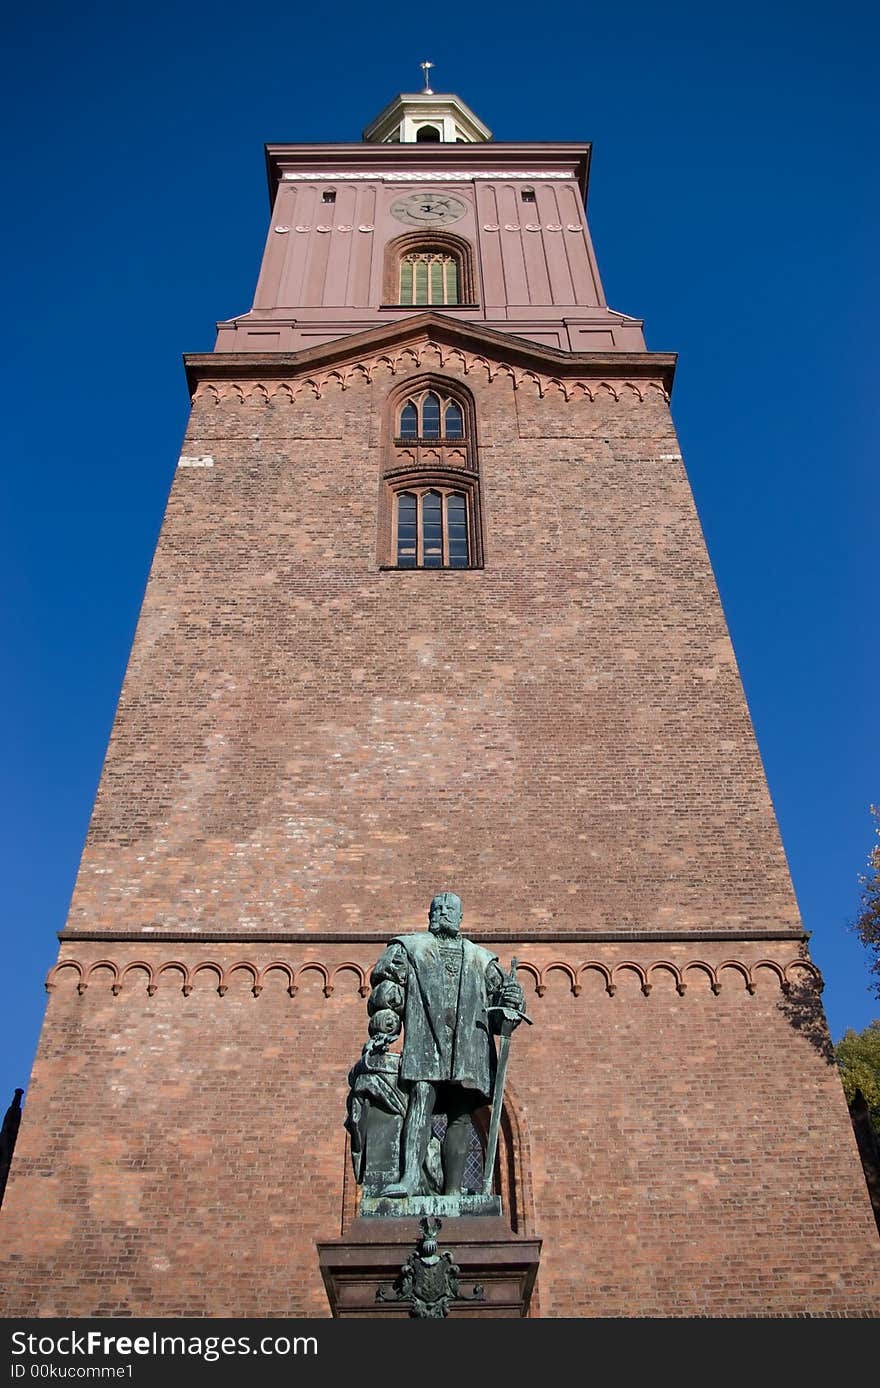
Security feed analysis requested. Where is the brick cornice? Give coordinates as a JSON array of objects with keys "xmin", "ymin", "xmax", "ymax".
[
  {"xmin": 59, "ymin": 928, "xmax": 808, "ymax": 945},
  {"xmin": 47, "ymin": 953, "xmax": 822, "ymax": 999},
  {"xmin": 184, "ymin": 313, "xmax": 676, "ymax": 397}
]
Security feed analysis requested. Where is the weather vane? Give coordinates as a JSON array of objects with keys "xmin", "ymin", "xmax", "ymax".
[{"xmin": 420, "ymin": 61, "xmax": 434, "ymax": 94}]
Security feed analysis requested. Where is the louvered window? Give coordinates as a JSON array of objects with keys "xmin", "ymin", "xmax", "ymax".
[{"xmin": 399, "ymin": 252, "xmax": 460, "ymax": 306}]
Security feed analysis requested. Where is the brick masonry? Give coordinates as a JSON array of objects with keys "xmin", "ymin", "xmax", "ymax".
[
  {"xmin": 62, "ymin": 363, "xmax": 800, "ymax": 939},
  {"xmin": 2, "ymin": 346, "xmax": 878, "ymax": 1316}
]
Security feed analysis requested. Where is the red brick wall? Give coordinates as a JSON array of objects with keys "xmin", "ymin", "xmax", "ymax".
[
  {"xmin": 3, "ymin": 941, "xmax": 878, "ymax": 1316},
  {"xmin": 3, "ymin": 354, "xmax": 878, "ymax": 1316},
  {"xmin": 64, "ymin": 364, "xmax": 798, "ymax": 939}
]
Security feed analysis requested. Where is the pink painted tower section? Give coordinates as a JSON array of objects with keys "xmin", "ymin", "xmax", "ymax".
[{"xmin": 216, "ymin": 92, "xmax": 645, "ymax": 355}]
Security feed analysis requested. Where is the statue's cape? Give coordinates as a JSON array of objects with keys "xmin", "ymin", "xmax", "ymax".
[{"xmin": 390, "ymin": 933, "xmax": 499, "ymax": 1098}]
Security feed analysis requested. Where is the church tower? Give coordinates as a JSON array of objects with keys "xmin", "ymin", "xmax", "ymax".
[{"xmin": 2, "ymin": 81, "xmax": 878, "ymax": 1317}]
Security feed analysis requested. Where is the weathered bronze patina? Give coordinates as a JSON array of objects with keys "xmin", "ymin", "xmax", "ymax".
[
  {"xmin": 346, "ymin": 892, "xmax": 528, "ymax": 1211},
  {"xmin": 376, "ymin": 1216, "xmax": 485, "ymax": 1318}
]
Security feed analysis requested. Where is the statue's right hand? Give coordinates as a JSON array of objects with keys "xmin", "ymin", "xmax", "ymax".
[{"xmin": 499, "ymin": 981, "xmax": 525, "ymax": 1011}]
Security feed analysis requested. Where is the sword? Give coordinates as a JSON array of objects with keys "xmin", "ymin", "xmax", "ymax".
[{"xmin": 482, "ymin": 958, "xmax": 531, "ymax": 1196}]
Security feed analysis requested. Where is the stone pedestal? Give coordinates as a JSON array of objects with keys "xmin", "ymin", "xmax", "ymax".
[{"xmin": 317, "ymin": 1217, "xmax": 541, "ymax": 1317}]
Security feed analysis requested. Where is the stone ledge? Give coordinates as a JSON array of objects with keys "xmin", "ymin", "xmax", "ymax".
[{"xmin": 360, "ymin": 1193, "xmax": 501, "ymax": 1219}]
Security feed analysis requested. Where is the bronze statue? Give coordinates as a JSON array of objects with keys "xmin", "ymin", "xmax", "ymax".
[{"xmin": 351, "ymin": 892, "xmax": 526, "ymax": 1199}]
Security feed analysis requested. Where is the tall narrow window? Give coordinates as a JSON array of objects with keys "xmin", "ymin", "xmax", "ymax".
[
  {"xmin": 446, "ymin": 493, "xmax": 468, "ymax": 567},
  {"xmin": 399, "ymin": 252, "xmax": 460, "ymax": 306},
  {"xmin": 399, "ymin": 402, "xmax": 418, "ymax": 440},
  {"xmin": 422, "ymin": 491, "xmax": 443, "ymax": 567},
  {"xmin": 444, "ymin": 402, "xmax": 463, "ymax": 438},
  {"xmin": 421, "ymin": 392, "xmax": 440, "ymax": 437},
  {"xmin": 396, "ymin": 492, "xmax": 417, "ymax": 567}
]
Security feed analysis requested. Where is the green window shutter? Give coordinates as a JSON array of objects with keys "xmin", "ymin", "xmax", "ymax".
[
  {"xmin": 414, "ymin": 259, "xmax": 428, "ymax": 305},
  {"xmin": 400, "ymin": 258, "xmax": 413, "ymax": 304},
  {"xmin": 446, "ymin": 259, "xmax": 459, "ymax": 304},
  {"xmin": 430, "ymin": 258, "xmax": 444, "ymax": 304}
]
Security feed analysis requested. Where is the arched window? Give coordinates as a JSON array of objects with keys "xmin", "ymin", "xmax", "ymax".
[
  {"xmin": 381, "ymin": 379, "xmax": 483, "ymax": 570},
  {"xmin": 445, "ymin": 401, "xmax": 464, "ymax": 438},
  {"xmin": 399, "ymin": 401, "xmax": 418, "ymax": 439},
  {"xmin": 384, "ymin": 232, "xmax": 475, "ymax": 308},
  {"xmin": 416, "ymin": 124, "xmax": 441, "ymax": 142},
  {"xmin": 396, "ymin": 391, "xmax": 463, "ymax": 442},
  {"xmin": 399, "ymin": 251, "xmax": 460, "ymax": 306}
]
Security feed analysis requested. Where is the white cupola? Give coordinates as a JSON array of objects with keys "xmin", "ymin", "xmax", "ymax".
[{"xmin": 363, "ymin": 68, "xmax": 491, "ymax": 144}]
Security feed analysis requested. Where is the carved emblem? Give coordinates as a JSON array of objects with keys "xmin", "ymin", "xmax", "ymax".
[{"xmin": 376, "ymin": 1217, "xmax": 485, "ymax": 1318}]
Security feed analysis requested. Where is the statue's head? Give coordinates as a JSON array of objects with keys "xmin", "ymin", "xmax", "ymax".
[{"xmin": 428, "ymin": 892, "xmax": 463, "ymax": 938}]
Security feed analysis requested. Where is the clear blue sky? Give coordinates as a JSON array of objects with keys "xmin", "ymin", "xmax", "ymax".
[{"xmin": 2, "ymin": 1, "xmax": 878, "ymax": 1111}]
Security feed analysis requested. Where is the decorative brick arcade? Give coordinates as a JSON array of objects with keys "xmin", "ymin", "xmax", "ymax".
[{"xmin": 1, "ymin": 88, "xmax": 878, "ymax": 1318}]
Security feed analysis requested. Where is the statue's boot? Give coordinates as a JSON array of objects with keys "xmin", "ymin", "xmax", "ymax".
[{"xmin": 379, "ymin": 1179, "xmax": 421, "ymax": 1197}]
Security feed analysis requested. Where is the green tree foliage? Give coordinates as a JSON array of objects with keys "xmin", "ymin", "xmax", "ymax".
[
  {"xmin": 835, "ymin": 1022, "xmax": 880, "ymax": 1137},
  {"xmin": 854, "ymin": 805, "xmax": 880, "ymax": 997}
]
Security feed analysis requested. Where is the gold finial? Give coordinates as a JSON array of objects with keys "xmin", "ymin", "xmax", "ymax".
[{"xmin": 419, "ymin": 60, "xmax": 434, "ymax": 94}]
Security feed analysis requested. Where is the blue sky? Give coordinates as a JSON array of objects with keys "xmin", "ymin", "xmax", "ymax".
[{"xmin": 1, "ymin": 1, "xmax": 878, "ymax": 1111}]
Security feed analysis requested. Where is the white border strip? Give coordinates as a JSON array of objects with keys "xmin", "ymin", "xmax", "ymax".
[{"xmin": 281, "ymin": 171, "xmax": 571, "ymax": 182}]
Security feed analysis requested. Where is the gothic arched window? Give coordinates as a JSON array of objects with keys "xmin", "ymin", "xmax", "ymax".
[
  {"xmin": 396, "ymin": 391, "xmax": 463, "ymax": 442},
  {"xmin": 384, "ymin": 232, "xmax": 475, "ymax": 309},
  {"xmin": 381, "ymin": 380, "xmax": 482, "ymax": 570}
]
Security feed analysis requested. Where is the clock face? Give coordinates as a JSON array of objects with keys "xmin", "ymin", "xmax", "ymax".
[{"xmin": 390, "ymin": 193, "xmax": 468, "ymax": 226}]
